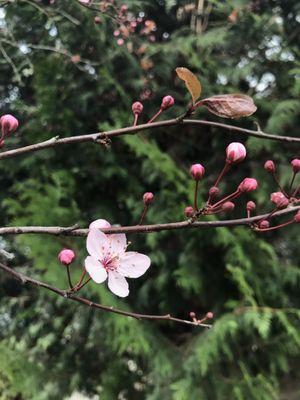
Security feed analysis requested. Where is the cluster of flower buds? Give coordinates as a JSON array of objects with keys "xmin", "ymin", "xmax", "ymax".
[
  {"xmin": 0, "ymin": 114, "xmax": 19, "ymax": 148},
  {"xmin": 131, "ymin": 95, "xmax": 175, "ymax": 125},
  {"xmin": 189, "ymin": 311, "xmax": 214, "ymax": 325},
  {"xmin": 250, "ymin": 158, "xmax": 300, "ymax": 232},
  {"xmin": 82, "ymin": 0, "xmax": 157, "ymax": 46},
  {"xmin": 184, "ymin": 142, "xmax": 258, "ymax": 218}
]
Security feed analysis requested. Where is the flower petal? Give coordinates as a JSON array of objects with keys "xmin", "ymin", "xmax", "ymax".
[
  {"xmin": 86, "ymin": 229, "xmax": 109, "ymax": 259},
  {"xmin": 85, "ymin": 256, "xmax": 107, "ymax": 283},
  {"xmin": 108, "ymin": 234, "xmax": 127, "ymax": 256},
  {"xmin": 118, "ymin": 252, "xmax": 151, "ymax": 278},
  {"xmin": 108, "ymin": 271, "xmax": 129, "ymax": 297},
  {"xmin": 89, "ymin": 219, "xmax": 111, "ymax": 230}
]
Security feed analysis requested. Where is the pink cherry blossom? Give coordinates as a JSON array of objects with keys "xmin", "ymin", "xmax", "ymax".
[{"xmin": 85, "ymin": 227, "xmax": 151, "ymax": 297}]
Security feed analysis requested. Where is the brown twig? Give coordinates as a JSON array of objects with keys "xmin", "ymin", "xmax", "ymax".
[
  {"xmin": 0, "ymin": 262, "xmax": 211, "ymax": 328},
  {"xmin": 0, "ymin": 118, "xmax": 299, "ymax": 162},
  {"xmin": 0, "ymin": 205, "xmax": 299, "ymax": 236}
]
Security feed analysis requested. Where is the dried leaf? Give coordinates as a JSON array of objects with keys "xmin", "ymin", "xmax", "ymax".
[
  {"xmin": 202, "ymin": 94, "xmax": 257, "ymax": 119},
  {"xmin": 176, "ymin": 67, "xmax": 201, "ymax": 104}
]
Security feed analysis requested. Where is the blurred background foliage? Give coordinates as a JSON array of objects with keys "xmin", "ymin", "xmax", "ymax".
[{"xmin": 0, "ymin": 0, "xmax": 299, "ymax": 399}]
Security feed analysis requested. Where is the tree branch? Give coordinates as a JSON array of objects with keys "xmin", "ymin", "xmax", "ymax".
[
  {"xmin": 0, "ymin": 205, "xmax": 299, "ymax": 236},
  {"xmin": 0, "ymin": 262, "xmax": 211, "ymax": 328},
  {"xmin": 0, "ymin": 118, "xmax": 299, "ymax": 161}
]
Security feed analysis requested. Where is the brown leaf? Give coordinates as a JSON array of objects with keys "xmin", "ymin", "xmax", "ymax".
[
  {"xmin": 175, "ymin": 67, "xmax": 201, "ymax": 104},
  {"xmin": 202, "ymin": 94, "xmax": 257, "ymax": 119}
]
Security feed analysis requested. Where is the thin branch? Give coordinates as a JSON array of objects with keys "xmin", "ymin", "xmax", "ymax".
[
  {"xmin": 0, "ymin": 118, "xmax": 299, "ymax": 162},
  {"xmin": 0, "ymin": 205, "xmax": 299, "ymax": 236},
  {"xmin": 0, "ymin": 262, "xmax": 211, "ymax": 328}
]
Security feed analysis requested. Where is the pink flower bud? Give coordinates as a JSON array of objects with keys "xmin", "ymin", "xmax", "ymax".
[
  {"xmin": 259, "ymin": 220, "xmax": 270, "ymax": 229},
  {"xmin": 184, "ymin": 206, "xmax": 194, "ymax": 218},
  {"xmin": 270, "ymin": 192, "xmax": 289, "ymax": 208},
  {"xmin": 58, "ymin": 249, "xmax": 75, "ymax": 266},
  {"xmin": 120, "ymin": 4, "xmax": 128, "ymax": 13},
  {"xmin": 189, "ymin": 311, "xmax": 196, "ymax": 319},
  {"xmin": 143, "ymin": 192, "xmax": 154, "ymax": 206},
  {"xmin": 190, "ymin": 163, "xmax": 205, "ymax": 181},
  {"xmin": 117, "ymin": 38, "xmax": 124, "ymax": 46},
  {"xmin": 246, "ymin": 201, "xmax": 256, "ymax": 211},
  {"xmin": 89, "ymin": 219, "xmax": 111, "ymax": 230},
  {"xmin": 222, "ymin": 201, "xmax": 235, "ymax": 212},
  {"xmin": 161, "ymin": 95, "xmax": 175, "ymax": 110},
  {"xmin": 238, "ymin": 178, "xmax": 258, "ymax": 193},
  {"xmin": 0, "ymin": 114, "xmax": 19, "ymax": 136},
  {"xmin": 264, "ymin": 160, "xmax": 276, "ymax": 173},
  {"xmin": 132, "ymin": 101, "xmax": 143, "ymax": 115},
  {"xmin": 226, "ymin": 142, "xmax": 246, "ymax": 164},
  {"xmin": 209, "ymin": 186, "xmax": 220, "ymax": 198},
  {"xmin": 206, "ymin": 312, "xmax": 214, "ymax": 319},
  {"xmin": 294, "ymin": 211, "xmax": 300, "ymax": 223},
  {"xmin": 291, "ymin": 159, "xmax": 300, "ymax": 174}
]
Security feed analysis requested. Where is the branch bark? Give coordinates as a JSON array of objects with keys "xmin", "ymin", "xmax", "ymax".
[
  {"xmin": 0, "ymin": 262, "xmax": 211, "ymax": 328},
  {"xmin": 0, "ymin": 118, "xmax": 299, "ymax": 161},
  {"xmin": 0, "ymin": 205, "xmax": 299, "ymax": 236}
]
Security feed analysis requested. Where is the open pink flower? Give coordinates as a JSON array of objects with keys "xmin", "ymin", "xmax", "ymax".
[{"xmin": 85, "ymin": 228, "xmax": 151, "ymax": 297}]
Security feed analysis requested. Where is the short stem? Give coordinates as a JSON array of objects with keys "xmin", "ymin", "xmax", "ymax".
[
  {"xmin": 293, "ymin": 185, "xmax": 300, "ymax": 197},
  {"xmin": 207, "ymin": 163, "xmax": 230, "ymax": 205},
  {"xmin": 288, "ymin": 172, "xmax": 296, "ymax": 195},
  {"xmin": 214, "ymin": 162, "xmax": 230, "ymax": 188},
  {"xmin": 210, "ymin": 190, "xmax": 240, "ymax": 209},
  {"xmin": 247, "ymin": 210, "xmax": 251, "ymax": 218},
  {"xmin": 139, "ymin": 205, "xmax": 148, "ymax": 225},
  {"xmin": 272, "ymin": 172, "xmax": 288, "ymax": 197},
  {"xmin": 75, "ymin": 268, "xmax": 86, "ymax": 288},
  {"xmin": 257, "ymin": 207, "xmax": 278, "ymax": 224},
  {"xmin": 74, "ymin": 277, "xmax": 92, "ymax": 292},
  {"xmin": 256, "ymin": 219, "xmax": 293, "ymax": 232},
  {"xmin": 194, "ymin": 180, "xmax": 199, "ymax": 211},
  {"xmin": 133, "ymin": 113, "xmax": 139, "ymax": 127},
  {"xmin": 66, "ymin": 265, "xmax": 73, "ymax": 289},
  {"xmin": 147, "ymin": 109, "xmax": 162, "ymax": 124}
]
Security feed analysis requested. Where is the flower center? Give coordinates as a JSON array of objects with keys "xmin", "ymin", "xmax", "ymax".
[{"xmin": 100, "ymin": 255, "xmax": 118, "ymax": 272}]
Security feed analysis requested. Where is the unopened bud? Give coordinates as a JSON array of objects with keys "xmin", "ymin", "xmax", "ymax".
[
  {"xmin": 94, "ymin": 16, "xmax": 101, "ymax": 24},
  {"xmin": 161, "ymin": 95, "xmax": 175, "ymax": 110},
  {"xmin": 132, "ymin": 101, "xmax": 143, "ymax": 115},
  {"xmin": 238, "ymin": 178, "xmax": 258, "ymax": 193},
  {"xmin": 222, "ymin": 201, "xmax": 235, "ymax": 212},
  {"xmin": 226, "ymin": 142, "xmax": 246, "ymax": 164},
  {"xmin": 0, "ymin": 114, "xmax": 19, "ymax": 136},
  {"xmin": 143, "ymin": 192, "xmax": 154, "ymax": 206},
  {"xmin": 190, "ymin": 163, "xmax": 205, "ymax": 181},
  {"xmin": 206, "ymin": 312, "xmax": 214, "ymax": 319},
  {"xmin": 291, "ymin": 159, "xmax": 300, "ymax": 174},
  {"xmin": 294, "ymin": 211, "xmax": 300, "ymax": 223},
  {"xmin": 258, "ymin": 220, "xmax": 270, "ymax": 229},
  {"xmin": 246, "ymin": 201, "xmax": 256, "ymax": 211},
  {"xmin": 209, "ymin": 186, "xmax": 220, "ymax": 198},
  {"xmin": 264, "ymin": 160, "xmax": 275, "ymax": 173},
  {"xmin": 184, "ymin": 206, "xmax": 194, "ymax": 218},
  {"xmin": 58, "ymin": 249, "xmax": 76, "ymax": 266},
  {"xmin": 270, "ymin": 192, "xmax": 289, "ymax": 209},
  {"xmin": 189, "ymin": 311, "xmax": 196, "ymax": 319}
]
